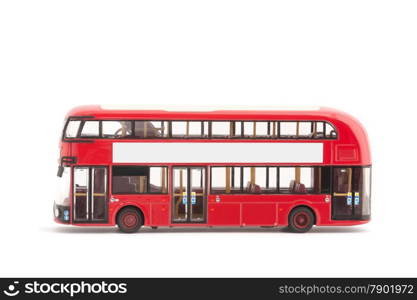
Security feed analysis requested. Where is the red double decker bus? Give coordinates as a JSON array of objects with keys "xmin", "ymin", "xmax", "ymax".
[{"xmin": 54, "ymin": 106, "xmax": 371, "ymax": 233}]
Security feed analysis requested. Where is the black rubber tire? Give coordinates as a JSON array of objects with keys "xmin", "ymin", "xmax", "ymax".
[
  {"xmin": 288, "ymin": 207, "xmax": 314, "ymax": 233},
  {"xmin": 117, "ymin": 207, "xmax": 143, "ymax": 233}
]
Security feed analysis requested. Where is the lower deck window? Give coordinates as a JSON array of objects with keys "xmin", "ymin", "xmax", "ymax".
[
  {"xmin": 211, "ymin": 166, "xmax": 330, "ymax": 194},
  {"xmin": 112, "ymin": 166, "xmax": 168, "ymax": 194}
]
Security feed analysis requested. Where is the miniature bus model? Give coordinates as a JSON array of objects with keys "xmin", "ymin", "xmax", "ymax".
[{"xmin": 54, "ymin": 106, "xmax": 371, "ymax": 233}]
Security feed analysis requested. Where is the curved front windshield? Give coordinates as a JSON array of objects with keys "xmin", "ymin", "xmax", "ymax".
[
  {"xmin": 64, "ymin": 120, "xmax": 81, "ymax": 138},
  {"xmin": 56, "ymin": 167, "xmax": 70, "ymax": 206}
]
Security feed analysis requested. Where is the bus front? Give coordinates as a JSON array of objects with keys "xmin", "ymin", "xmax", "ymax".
[{"xmin": 54, "ymin": 165, "xmax": 71, "ymax": 224}]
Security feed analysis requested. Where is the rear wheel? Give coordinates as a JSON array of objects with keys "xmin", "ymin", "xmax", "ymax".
[
  {"xmin": 117, "ymin": 208, "xmax": 142, "ymax": 233},
  {"xmin": 288, "ymin": 207, "xmax": 314, "ymax": 233}
]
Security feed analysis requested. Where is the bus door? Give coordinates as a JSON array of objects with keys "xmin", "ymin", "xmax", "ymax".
[
  {"xmin": 172, "ymin": 167, "xmax": 207, "ymax": 223},
  {"xmin": 73, "ymin": 166, "xmax": 108, "ymax": 223},
  {"xmin": 332, "ymin": 167, "xmax": 360, "ymax": 219}
]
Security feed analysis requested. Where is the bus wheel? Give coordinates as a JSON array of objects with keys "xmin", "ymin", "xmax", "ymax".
[
  {"xmin": 288, "ymin": 207, "xmax": 314, "ymax": 233},
  {"xmin": 117, "ymin": 208, "xmax": 143, "ymax": 233}
]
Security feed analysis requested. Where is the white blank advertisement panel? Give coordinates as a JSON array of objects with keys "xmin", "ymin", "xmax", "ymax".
[{"xmin": 113, "ymin": 142, "xmax": 323, "ymax": 163}]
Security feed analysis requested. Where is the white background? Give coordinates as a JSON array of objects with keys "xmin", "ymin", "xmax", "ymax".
[{"xmin": 0, "ymin": 0, "xmax": 416, "ymax": 277}]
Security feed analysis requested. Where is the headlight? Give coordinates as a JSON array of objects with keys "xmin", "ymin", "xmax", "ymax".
[{"xmin": 54, "ymin": 206, "xmax": 60, "ymax": 218}]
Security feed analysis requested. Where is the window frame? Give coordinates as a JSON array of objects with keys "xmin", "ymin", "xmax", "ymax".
[
  {"xmin": 62, "ymin": 119, "xmax": 338, "ymax": 140},
  {"xmin": 111, "ymin": 165, "xmax": 169, "ymax": 195},
  {"xmin": 133, "ymin": 120, "xmax": 170, "ymax": 139},
  {"xmin": 63, "ymin": 120, "xmax": 82, "ymax": 139},
  {"xmin": 101, "ymin": 120, "xmax": 134, "ymax": 139},
  {"xmin": 210, "ymin": 165, "xmax": 328, "ymax": 195},
  {"xmin": 62, "ymin": 117, "xmax": 94, "ymax": 140},
  {"xmin": 170, "ymin": 120, "xmax": 209, "ymax": 139},
  {"xmin": 78, "ymin": 120, "xmax": 101, "ymax": 138},
  {"xmin": 72, "ymin": 165, "xmax": 109, "ymax": 223},
  {"xmin": 210, "ymin": 121, "xmax": 234, "ymax": 139}
]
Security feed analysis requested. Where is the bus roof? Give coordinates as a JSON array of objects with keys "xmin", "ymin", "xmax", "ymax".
[{"xmin": 67, "ymin": 105, "xmax": 349, "ymax": 121}]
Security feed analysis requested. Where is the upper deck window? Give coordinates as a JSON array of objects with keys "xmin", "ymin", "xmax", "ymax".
[
  {"xmin": 325, "ymin": 122, "xmax": 337, "ymax": 138},
  {"xmin": 102, "ymin": 121, "xmax": 132, "ymax": 138},
  {"xmin": 211, "ymin": 122, "xmax": 231, "ymax": 138},
  {"xmin": 80, "ymin": 121, "xmax": 100, "ymax": 137},
  {"xmin": 134, "ymin": 121, "xmax": 169, "ymax": 138},
  {"xmin": 280, "ymin": 121, "xmax": 315, "ymax": 138},
  {"xmin": 171, "ymin": 121, "xmax": 209, "ymax": 138},
  {"xmin": 243, "ymin": 121, "xmax": 270, "ymax": 138},
  {"xmin": 64, "ymin": 120, "xmax": 81, "ymax": 138},
  {"xmin": 63, "ymin": 119, "xmax": 337, "ymax": 140}
]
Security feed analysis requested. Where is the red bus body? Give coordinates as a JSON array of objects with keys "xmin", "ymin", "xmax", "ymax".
[{"xmin": 54, "ymin": 106, "xmax": 371, "ymax": 232}]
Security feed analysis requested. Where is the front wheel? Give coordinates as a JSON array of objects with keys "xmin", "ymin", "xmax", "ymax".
[
  {"xmin": 288, "ymin": 207, "xmax": 314, "ymax": 233},
  {"xmin": 117, "ymin": 208, "xmax": 143, "ymax": 233}
]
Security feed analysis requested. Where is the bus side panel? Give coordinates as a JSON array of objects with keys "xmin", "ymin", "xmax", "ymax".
[
  {"xmin": 207, "ymin": 202, "xmax": 241, "ymax": 225},
  {"xmin": 208, "ymin": 194, "xmax": 327, "ymax": 227},
  {"xmin": 72, "ymin": 141, "xmax": 112, "ymax": 165},
  {"xmin": 150, "ymin": 203, "xmax": 170, "ymax": 226},
  {"xmin": 241, "ymin": 203, "xmax": 278, "ymax": 226}
]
